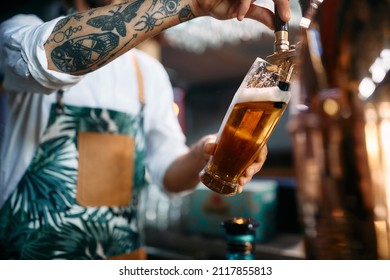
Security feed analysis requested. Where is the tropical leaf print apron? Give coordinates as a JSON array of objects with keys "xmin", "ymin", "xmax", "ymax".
[{"xmin": 0, "ymin": 55, "xmax": 147, "ymax": 259}]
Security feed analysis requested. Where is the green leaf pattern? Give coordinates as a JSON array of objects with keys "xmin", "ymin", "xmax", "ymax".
[{"xmin": 0, "ymin": 104, "xmax": 146, "ymax": 259}]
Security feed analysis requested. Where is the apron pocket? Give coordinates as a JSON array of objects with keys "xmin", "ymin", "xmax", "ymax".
[
  {"xmin": 76, "ymin": 132, "xmax": 134, "ymax": 207},
  {"xmin": 106, "ymin": 247, "xmax": 147, "ymax": 260}
]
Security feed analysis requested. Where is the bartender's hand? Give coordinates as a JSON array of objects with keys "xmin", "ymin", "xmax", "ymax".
[
  {"xmin": 202, "ymin": 135, "xmax": 268, "ymax": 193},
  {"xmin": 192, "ymin": 0, "xmax": 291, "ymax": 29}
]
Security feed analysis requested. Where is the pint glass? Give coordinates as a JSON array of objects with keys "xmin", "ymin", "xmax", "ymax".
[{"xmin": 199, "ymin": 57, "xmax": 291, "ymax": 195}]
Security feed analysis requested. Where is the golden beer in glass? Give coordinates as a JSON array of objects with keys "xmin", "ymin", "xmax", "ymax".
[{"xmin": 199, "ymin": 58, "xmax": 291, "ymax": 195}]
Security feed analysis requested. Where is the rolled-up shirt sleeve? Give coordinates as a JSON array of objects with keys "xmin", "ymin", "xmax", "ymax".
[{"xmin": 0, "ymin": 14, "xmax": 83, "ymax": 94}]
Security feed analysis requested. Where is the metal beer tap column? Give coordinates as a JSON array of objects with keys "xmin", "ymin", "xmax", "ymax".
[
  {"xmin": 288, "ymin": 0, "xmax": 390, "ymax": 259},
  {"xmin": 266, "ymin": 5, "xmax": 297, "ymax": 85}
]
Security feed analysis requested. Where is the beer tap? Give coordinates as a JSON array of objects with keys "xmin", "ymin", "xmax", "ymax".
[{"xmin": 266, "ymin": 4, "xmax": 297, "ymax": 84}]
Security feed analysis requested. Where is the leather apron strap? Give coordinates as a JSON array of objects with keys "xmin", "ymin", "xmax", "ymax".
[
  {"xmin": 105, "ymin": 53, "xmax": 148, "ymax": 260},
  {"xmin": 130, "ymin": 52, "xmax": 145, "ymax": 106}
]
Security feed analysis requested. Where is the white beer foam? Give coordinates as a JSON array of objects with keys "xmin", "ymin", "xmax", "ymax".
[{"xmin": 237, "ymin": 86, "xmax": 291, "ymax": 104}]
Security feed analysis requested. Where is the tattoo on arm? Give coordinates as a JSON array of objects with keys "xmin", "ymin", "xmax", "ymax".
[
  {"xmin": 178, "ymin": 5, "xmax": 195, "ymax": 22},
  {"xmin": 49, "ymin": 1, "xmax": 142, "ymax": 73},
  {"xmin": 134, "ymin": 2, "xmax": 194, "ymax": 32},
  {"xmin": 52, "ymin": 14, "xmax": 83, "ymax": 32},
  {"xmin": 86, "ymin": 0, "xmax": 143, "ymax": 37},
  {"xmin": 48, "ymin": 0, "xmax": 196, "ymax": 74},
  {"xmin": 51, "ymin": 32, "xmax": 121, "ymax": 73}
]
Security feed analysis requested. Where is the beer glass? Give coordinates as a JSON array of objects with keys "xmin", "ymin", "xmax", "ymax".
[{"xmin": 199, "ymin": 57, "xmax": 291, "ymax": 196}]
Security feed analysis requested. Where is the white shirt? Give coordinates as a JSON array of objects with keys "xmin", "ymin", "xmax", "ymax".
[{"xmin": 0, "ymin": 14, "xmax": 189, "ymax": 208}]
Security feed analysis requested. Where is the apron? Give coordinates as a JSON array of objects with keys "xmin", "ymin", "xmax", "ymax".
[{"xmin": 0, "ymin": 54, "xmax": 147, "ymax": 260}]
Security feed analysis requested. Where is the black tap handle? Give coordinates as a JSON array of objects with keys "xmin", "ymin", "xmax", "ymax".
[{"xmin": 274, "ymin": 6, "xmax": 288, "ymax": 32}]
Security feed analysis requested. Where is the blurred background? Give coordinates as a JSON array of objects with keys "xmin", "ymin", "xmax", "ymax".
[{"xmin": 0, "ymin": 0, "xmax": 306, "ymax": 259}]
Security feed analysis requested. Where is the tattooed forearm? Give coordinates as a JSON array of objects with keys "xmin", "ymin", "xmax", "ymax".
[
  {"xmin": 45, "ymin": 0, "xmax": 198, "ymax": 74},
  {"xmin": 51, "ymin": 32, "xmax": 120, "ymax": 73}
]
